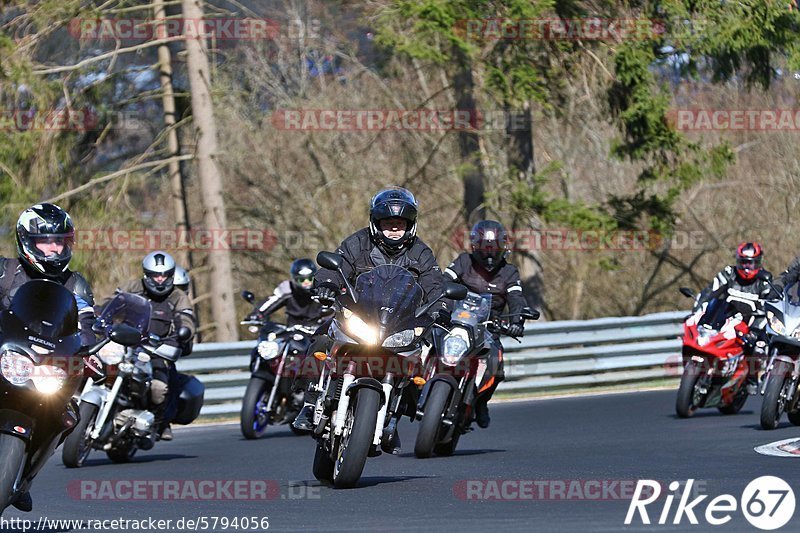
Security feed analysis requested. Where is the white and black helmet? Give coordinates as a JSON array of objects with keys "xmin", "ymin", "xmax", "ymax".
[
  {"xmin": 142, "ymin": 251, "xmax": 176, "ymax": 297},
  {"xmin": 174, "ymin": 266, "xmax": 190, "ymax": 291},
  {"xmin": 15, "ymin": 203, "xmax": 75, "ymax": 279}
]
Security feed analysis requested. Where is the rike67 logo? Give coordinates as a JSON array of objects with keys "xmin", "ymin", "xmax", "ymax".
[{"xmin": 625, "ymin": 477, "xmax": 795, "ymax": 530}]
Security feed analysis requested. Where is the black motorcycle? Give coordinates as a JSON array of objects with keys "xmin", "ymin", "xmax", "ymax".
[
  {"xmin": 760, "ymin": 282, "xmax": 800, "ymax": 429},
  {"xmin": 0, "ymin": 280, "xmax": 139, "ymax": 514},
  {"xmin": 239, "ymin": 291, "xmax": 319, "ymax": 439},
  {"xmin": 414, "ymin": 292, "xmax": 538, "ymax": 458},
  {"xmin": 308, "ymin": 252, "xmax": 466, "ymax": 488},
  {"xmin": 61, "ymin": 292, "xmax": 202, "ymax": 467}
]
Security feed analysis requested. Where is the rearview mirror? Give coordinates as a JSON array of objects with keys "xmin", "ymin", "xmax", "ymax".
[
  {"xmin": 176, "ymin": 326, "xmax": 193, "ymax": 342},
  {"xmin": 317, "ymin": 251, "xmax": 343, "ymax": 271},
  {"xmin": 109, "ymin": 323, "xmax": 142, "ymax": 347},
  {"xmin": 679, "ymin": 287, "xmax": 695, "ymax": 299},
  {"xmin": 241, "ymin": 290, "xmax": 255, "ymax": 303},
  {"xmin": 443, "ymin": 282, "xmax": 468, "ymax": 301}
]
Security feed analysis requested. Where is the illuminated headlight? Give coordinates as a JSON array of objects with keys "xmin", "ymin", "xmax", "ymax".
[
  {"xmin": 382, "ymin": 329, "xmax": 415, "ymax": 348},
  {"xmin": 31, "ymin": 365, "xmax": 68, "ymax": 394},
  {"xmin": 768, "ymin": 311, "xmax": 786, "ymax": 335},
  {"xmin": 1, "ymin": 350, "xmax": 34, "ymax": 386},
  {"xmin": 98, "ymin": 341, "xmax": 125, "ymax": 365},
  {"xmin": 720, "ymin": 354, "xmax": 742, "ymax": 376},
  {"xmin": 342, "ymin": 309, "xmax": 378, "ymax": 345},
  {"xmin": 258, "ymin": 340, "xmax": 281, "ymax": 360},
  {"xmin": 441, "ymin": 327, "xmax": 470, "ymax": 366}
]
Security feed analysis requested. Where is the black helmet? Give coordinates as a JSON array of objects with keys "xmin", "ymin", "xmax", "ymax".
[
  {"xmin": 15, "ymin": 203, "xmax": 75, "ymax": 279},
  {"xmin": 142, "ymin": 251, "xmax": 176, "ymax": 297},
  {"xmin": 470, "ymin": 220, "xmax": 509, "ymax": 272},
  {"xmin": 369, "ymin": 186, "xmax": 418, "ymax": 254},
  {"xmin": 290, "ymin": 258, "xmax": 317, "ymax": 292}
]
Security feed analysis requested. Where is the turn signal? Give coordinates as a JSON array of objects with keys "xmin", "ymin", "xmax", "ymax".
[
  {"xmin": 313, "ymin": 351, "xmax": 327, "ymax": 361},
  {"xmin": 413, "ymin": 377, "xmax": 426, "ymax": 386}
]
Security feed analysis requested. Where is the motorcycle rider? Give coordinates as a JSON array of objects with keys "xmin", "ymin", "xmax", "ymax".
[
  {"xmin": 107, "ymin": 251, "xmax": 195, "ymax": 441},
  {"xmin": 245, "ymin": 259, "xmax": 332, "ymax": 328},
  {"xmin": 697, "ymin": 242, "xmax": 775, "ymax": 393},
  {"xmin": 0, "ymin": 203, "xmax": 96, "ymax": 512},
  {"xmin": 292, "ymin": 186, "xmax": 447, "ymax": 454},
  {"xmin": 444, "ymin": 220, "xmax": 529, "ymax": 428},
  {"xmin": 174, "ymin": 266, "xmax": 190, "ymax": 294}
]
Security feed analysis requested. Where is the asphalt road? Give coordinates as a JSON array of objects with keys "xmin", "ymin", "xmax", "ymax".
[{"xmin": 3, "ymin": 389, "xmax": 800, "ymax": 532}]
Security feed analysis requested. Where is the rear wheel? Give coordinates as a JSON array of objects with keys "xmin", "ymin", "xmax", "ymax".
[
  {"xmin": 676, "ymin": 362, "xmax": 701, "ymax": 418},
  {"xmin": 62, "ymin": 402, "xmax": 99, "ymax": 468},
  {"xmin": 0, "ymin": 434, "xmax": 26, "ymax": 511},
  {"xmin": 333, "ymin": 388, "xmax": 379, "ymax": 489},
  {"xmin": 240, "ymin": 377, "xmax": 273, "ymax": 439},
  {"xmin": 761, "ymin": 364, "xmax": 791, "ymax": 430},
  {"xmin": 414, "ymin": 382, "xmax": 450, "ymax": 458},
  {"xmin": 718, "ymin": 388, "xmax": 748, "ymax": 415},
  {"xmin": 106, "ymin": 443, "xmax": 137, "ymax": 463},
  {"xmin": 787, "ymin": 410, "xmax": 800, "ymax": 426}
]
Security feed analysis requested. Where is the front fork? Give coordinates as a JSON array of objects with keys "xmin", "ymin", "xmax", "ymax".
[
  {"xmin": 373, "ymin": 375, "xmax": 394, "ymax": 446},
  {"xmin": 90, "ymin": 376, "xmax": 122, "ymax": 440},
  {"xmin": 333, "ymin": 362, "xmax": 357, "ymax": 436},
  {"xmin": 262, "ymin": 348, "xmax": 288, "ymax": 417}
]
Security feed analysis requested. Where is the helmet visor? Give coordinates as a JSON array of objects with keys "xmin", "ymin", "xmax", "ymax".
[
  {"xmin": 737, "ymin": 256, "xmax": 762, "ymax": 271},
  {"xmin": 27, "ymin": 232, "xmax": 74, "ymax": 259}
]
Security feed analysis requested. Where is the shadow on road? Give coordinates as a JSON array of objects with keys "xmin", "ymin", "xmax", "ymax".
[
  {"xmin": 79, "ymin": 453, "xmax": 197, "ymax": 467},
  {"xmin": 397, "ymin": 448, "xmax": 505, "ymax": 458}
]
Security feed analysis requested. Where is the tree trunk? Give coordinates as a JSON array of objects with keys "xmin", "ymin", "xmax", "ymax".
[
  {"xmin": 506, "ymin": 101, "xmax": 545, "ymax": 314},
  {"xmin": 155, "ymin": 0, "xmax": 192, "ymax": 278},
  {"xmin": 453, "ymin": 47, "xmax": 485, "ymax": 225},
  {"xmin": 181, "ymin": 0, "xmax": 237, "ymax": 341}
]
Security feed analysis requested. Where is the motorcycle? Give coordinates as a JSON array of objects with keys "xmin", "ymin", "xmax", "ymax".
[
  {"xmin": 675, "ymin": 287, "xmax": 752, "ymax": 418},
  {"xmin": 239, "ymin": 290, "xmax": 319, "ymax": 439},
  {"xmin": 0, "ymin": 280, "xmax": 135, "ymax": 514},
  {"xmin": 308, "ymin": 251, "xmax": 467, "ymax": 488},
  {"xmin": 61, "ymin": 292, "xmax": 202, "ymax": 467},
  {"xmin": 760, "ymin": 281, "xmax": 800, "ymax": 429},
  {"xmin": 414, "ymin": 292, "xmax": 539, "ymax": 458}
]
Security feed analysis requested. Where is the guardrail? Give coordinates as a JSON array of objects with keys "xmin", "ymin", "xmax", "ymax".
[{"xmin": 177, "ymin": 310, "xmax": 688, "ymax": 419}]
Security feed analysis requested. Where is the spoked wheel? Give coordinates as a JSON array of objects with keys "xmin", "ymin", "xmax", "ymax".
[
  {"xmin": 106, "ymin": 444, "xmax": 137, "ymax": 463},
  {"xmin": 333, "ymin": 388, "xmax": 379, "ymax": 489},
  {"xmin": 240, "ymin": 377, "xmax": 273, "ymax": 439},
  {"xmin": 62, "ymin": 402, "xmax": 99, "ymax": 468}
]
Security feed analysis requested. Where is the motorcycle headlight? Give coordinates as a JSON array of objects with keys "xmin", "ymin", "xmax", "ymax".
[
  {"xmin": 258, "ymin": 340, "xmax": 282, "ymax": 360},
  {"xmin": 768, "ymin": 311, "xmax": 786, "ymax": 335},
  {"xmin": 0, "ymin": 350, "xmax": 67, "ymax": 394},
  {"xmin": 98, "ymin": 341, "xmax": 125, "ymax": 366},
  {"xmin": 441, "ymin": 327, "xmax": 470, "ymax": 366},
  {"xmin": 382, "ymin": 329, "xmax": 415, "ymax": 348},
  {"xmin": 343, "ymin": 309, "xmax": 378, "ymax": 345},
  {"xmin": 1, "ymin": 350, "xmax": 34, "ymax": 386},
  {"xmin": 696, "ymin": 327, "xmax": 715, "ymax": 346}
]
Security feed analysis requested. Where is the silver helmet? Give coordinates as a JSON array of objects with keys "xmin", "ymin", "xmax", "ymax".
[
  {"xmin": 142, "ymin": 251, "xmax": 176, "ymax": 297},
  {"xmin": 174, "ymin": 266, "xmax": 190, "ymax": 292}
]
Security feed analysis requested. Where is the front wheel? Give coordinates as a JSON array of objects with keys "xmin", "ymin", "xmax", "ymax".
[
  {"xmin": 414, "ymin": 382, "xmax": 451, "ymax": 458},
  {"xmin": 312, "ymin": 440, "xmax": 334, "ymax": 482},
  {"xmin": 62, "ymin": 402, "xmax": 99, "ymax": 468},
  {"xmin": 333, "ymin": 388, "xmax": 380, "ymax": 489},
  {"xmin": 761, "ymin": 364, "xmax": 791, "ymax": 430},
  {"xmin": 0, "ymin": 434, "xmax": 26, "ymax": 512},
  {"xmin": 676, "ymin": 361, "xmax": 701, "ymax": 418},
  {"xmin": 240, "ymin": 377, "xmax": 273, "ymax": 439},
  {"xmin": 787, "ymin": 410, "xmax": 800, "ymax": 426}
]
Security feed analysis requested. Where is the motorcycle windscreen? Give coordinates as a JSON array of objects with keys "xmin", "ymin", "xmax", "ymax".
[
  {"xmin": 451, "ymin": 292, "xmax": 492, "ymax": 326},
  {"xmin": 698, "ymin": 298, "xmax": 739, "ymax": 330},
  {"xmin": 353, "ymin": 264, "xmax": 423, "ymax": 336},
  {"xmin": 95, "ymin": 292, "xmax": 152, "ymax": 336},
  {"xmin": 0, "ymin": 279, "xmax": 82, "ymax": 352}
]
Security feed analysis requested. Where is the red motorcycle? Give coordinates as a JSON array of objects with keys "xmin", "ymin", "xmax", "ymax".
[{"xmin": 676, "ymin": 288, "xmax": 752, "ymax": 417}]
